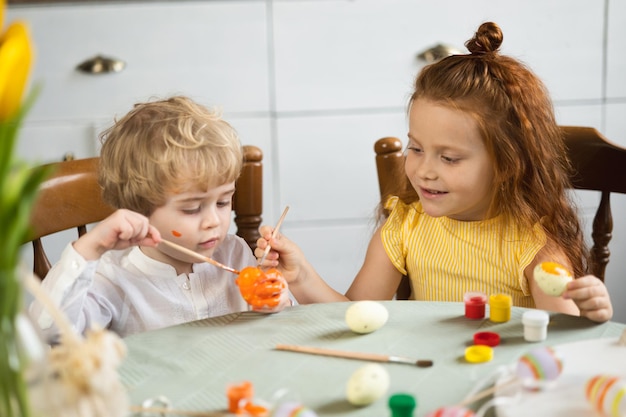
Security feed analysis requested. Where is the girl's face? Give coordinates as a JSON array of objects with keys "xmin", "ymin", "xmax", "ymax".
[
  {"xmin": 406, "ymin": 98, "xmax": 495, "ymax": 221},
  {"xmin": 142, "ymin": 181, "xmax": 235, "ymax": 274}
]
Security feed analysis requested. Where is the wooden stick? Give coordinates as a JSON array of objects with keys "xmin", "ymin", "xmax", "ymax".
[
  {"xmin": 258, "ymin": 206, "xmax": 290, "ymax": 266},
  {"xmin": 159, "ymin": 239, "xmax": 240, "ymax": 275},
  {"xmin": 457, "ymin": 377, "xmax": 520, "ymax": 407},
  {"xmin": 275, "ymin": 343, "xmax": 433, "ymax": 367},
  {"xmin": 22, "ymin": 269, "xmax": 82, "ymax": 346},
  {"xmin": 129, "ymin": 405, "xmax": 231, "ymax": 417}
]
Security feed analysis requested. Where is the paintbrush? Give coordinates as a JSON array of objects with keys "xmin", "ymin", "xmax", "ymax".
[
  {"xmin": 129, "ymin": 405, "xmax": 228, "ymax": 417},
  {"xmin": 159, "ymin": 239, "xmax": 240, "ymax": 275},
  {"xmin": 275, "ymin": 344, "xmax": 433, "ymax": 368},
  {"xmin": 257, "ymin": 206, "xmax": 290, "ymax": 266}
]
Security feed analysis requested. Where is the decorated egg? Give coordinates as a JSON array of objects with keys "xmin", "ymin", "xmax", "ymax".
[
  {"xmin": 236, "ymin": 267, "xmax": 286, "ymax": 309},
  {"xmin": 585, "ymin": 375, "xmax": 626, "ymax": 417},
  {"xmin": 423, "ymin": 406, "xmax": 475, "ymax": 417},
  {"xmin": 345, "ymin": 301, "xmax": 389, "ymax": 334},
  {"xmin": 346, "ymin": 363, "xmax": 390, "ymax": 406},
  {"xmin": 515, "ymin": 346, "xmax": 563, "ymax": 389},
  {"xmin": 533, "ymin": 261, "xmax": 573, "ymax": 296}
]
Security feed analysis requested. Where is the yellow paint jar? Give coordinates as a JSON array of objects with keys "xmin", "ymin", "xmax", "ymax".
[
  {"xmin": 464, "ymin": 345, "xmax": 494, "ymax": 363},
  {"xmin": 489, "ymin": 294, "xmax": 512, "ymax": 322}
]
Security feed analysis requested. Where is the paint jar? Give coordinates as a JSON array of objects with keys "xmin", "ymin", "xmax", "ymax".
[
  {"xmin": 473, "ymin": 331, "xmax": 500, "ymax": 347},
  {"xmin": 489, "ymin": 294, "xmax": 512, "ymax": 323},
  {"xmin": 464, "ymin": 291, "xmax": 487, "ymax": 319},
  {"xmin": 464, "ymin": 345, "xmax": 494, "ymax": 363},
  {"xmin": 522, "ymin": 310, "xmax": 550, "ymax": 342},
  {"xmin": 226, "ymin": 381, "xmax": 253, "ymax": 413},
  {"xmin": 388, "ymin": 393, "xmax": 417, "ymax": 417}
]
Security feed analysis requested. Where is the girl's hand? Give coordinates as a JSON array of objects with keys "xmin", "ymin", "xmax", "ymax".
[
  {"xmin": 73, "ymin": 209, "xmax": 162, "ymax": 260},
  {"xmin": 563, "ymin": 275, "xmax": 613, "ymax": 323},
  {"xmin": 255, "ymin": 225, "xmax": 307, "ymax": 285},
  {"xmin": 250, "ymin": 271, "xmax": 291, "ymax": 313},
  {"xmin": 255, "ymin": 225, "xmax": 346, "ymax": 304}
]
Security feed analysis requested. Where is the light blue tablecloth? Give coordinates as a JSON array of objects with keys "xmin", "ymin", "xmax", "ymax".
[{"xmin": 120, "ymin": 301, "xmax": 625, "ymax": 416}]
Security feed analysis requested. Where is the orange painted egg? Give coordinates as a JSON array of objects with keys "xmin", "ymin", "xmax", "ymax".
[
  {"xmin": 585, "ymin": 375, "xmax": 626, "ymax": 417},
  {"xmin": 236, "ymin": 267, "xmax": 286, "ymax": 309},
  {"xmin": 533, "ymin": 261, "xmax": 573, "ymax": 296}
]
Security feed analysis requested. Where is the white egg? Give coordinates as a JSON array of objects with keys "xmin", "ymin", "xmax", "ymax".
[
  {"xmin": 345, "ymin": 301, "xmax": 389, "ymax": 334},
  {"xmin": 533, "ymin": 262, "xmax": 573, "ymax": 296},
  {"xmin": 346, "ymin": 363, "xmax": 390, "ymax": 406}
]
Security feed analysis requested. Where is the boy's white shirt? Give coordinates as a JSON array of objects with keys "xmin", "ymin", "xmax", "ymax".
[{"xmin": 29, "ymin": 234, "xmax": 254, "ymax": 341}]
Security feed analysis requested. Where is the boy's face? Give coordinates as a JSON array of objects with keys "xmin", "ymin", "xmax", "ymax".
[{"xmin": 142, "ymin": 181, "xmax": 236, "ymax": 273}]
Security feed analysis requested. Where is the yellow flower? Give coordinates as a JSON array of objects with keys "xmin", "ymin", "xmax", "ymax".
[{"xmin": 0, "ymin": 20, "xmax": 34, "ymax": 120}]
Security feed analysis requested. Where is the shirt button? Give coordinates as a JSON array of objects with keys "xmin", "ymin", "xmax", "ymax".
[
  {"xmin": 71, "ymin": 261, "xmax": 79, "ymax": 270},
  {"xmin": 182, "ymin": 282, "xmax": 190, "ymax": 290}
]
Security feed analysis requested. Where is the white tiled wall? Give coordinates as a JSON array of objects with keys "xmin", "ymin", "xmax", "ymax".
[{"xmin": 9, "ymin": 0, "xmax": 625, "ymax": 322}]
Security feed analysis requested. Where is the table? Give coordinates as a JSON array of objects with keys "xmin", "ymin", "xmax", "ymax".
[{"xmin": 119, "ymin": 301, "xmax": 625, "ymax": 417}]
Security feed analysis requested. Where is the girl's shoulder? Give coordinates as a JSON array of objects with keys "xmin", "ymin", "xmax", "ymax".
[{"xmin": 384, "ymin": 196, "xmax": 422, "ymax": 223}]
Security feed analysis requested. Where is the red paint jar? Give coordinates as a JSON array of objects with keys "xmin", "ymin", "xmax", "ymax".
[
  {"xmin": 473, "ymin": 331, "xmax": 501, "ymax": 347},
  {"xmin": 464, "ymin": 291, "xmax": 487, "ymax": 319}
]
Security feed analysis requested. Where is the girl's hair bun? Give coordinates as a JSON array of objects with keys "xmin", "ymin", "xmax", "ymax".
[{"xmin": 465, "ymin": 21, "xmax": 503, "ymax": 55}]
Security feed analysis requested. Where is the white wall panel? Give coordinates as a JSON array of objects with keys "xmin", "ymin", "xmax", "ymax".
[
  {"xmin": 8, "ymin": 2, "xmax": 270, "ymax": 121},
  {"xmin": 16, "ymin": 122, "xmax": 100, "ymax": 164},
  {"xmin": 273, "ymin": 0, "xmax": 603, "ymax": 113},
  {"xmin": 281, "ymin": 223, "xmax": 373, "ymax": 296},
  {"xmin": 607, "ymin": 0, "xmax": 626, "ymax": 98},
  {"xmin": 276, "ymin": 112, "xmax": 406, "ymax": 222}
]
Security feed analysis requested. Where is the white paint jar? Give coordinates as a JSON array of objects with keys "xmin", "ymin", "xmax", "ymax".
[{"xmin": 522, "ymin": 310, "xmax": 550, "ymax": 342}]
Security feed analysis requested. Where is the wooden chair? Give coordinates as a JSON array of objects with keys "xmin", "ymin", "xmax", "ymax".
[
  {"xmin": 374, "ymin": 126, "xmax": 626, "ymax": 299},
  {"xmin": 25, "ymin": 145, "xmax": 263, "ymax": 280}
]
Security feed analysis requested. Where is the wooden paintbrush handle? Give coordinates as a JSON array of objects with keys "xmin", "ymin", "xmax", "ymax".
[
  {"xmin": 129, "ymin": 405, "xmax": 227, "ymax": 417},
  {"xmin": 159, "ymin": 239, "xmax": 239, "ymax": 274},
  {"xmin": 258, "ymin": 206, "xmax": 290, "ymax": 265},
  {"xmin": 275, "ymin": 344, "xmax": 389, "ymax": 363},
  {"xmin": 457, "ymin": 377, "xmax": 520, "ymax": 407}
]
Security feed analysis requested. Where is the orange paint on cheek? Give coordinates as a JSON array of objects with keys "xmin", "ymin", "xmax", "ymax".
[{"xmin": 171, "ymin": 230, "xmax": 182, "ymax": 237}]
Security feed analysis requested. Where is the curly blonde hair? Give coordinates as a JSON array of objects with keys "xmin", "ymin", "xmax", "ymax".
[
  {"xmin": 382, "ymin": 22, "xmax": 587, "ymax": 277},
  {"xmin": 98, "ymin": 96, "xmax": 243, "ymax": 216}
]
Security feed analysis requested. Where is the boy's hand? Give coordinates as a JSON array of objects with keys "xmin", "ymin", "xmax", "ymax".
[
  {"xmin": 563, "ymin": 275, "xmax": 613, "ymax": 323},
  {"xmin": 73, "ymin": 209, "xmax": 162, "ymax": 260}
]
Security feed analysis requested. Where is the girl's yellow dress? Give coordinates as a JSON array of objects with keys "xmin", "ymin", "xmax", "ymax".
[{"xmin": 381, "ymin": 196, "xmax": 546, "ymax": 307}]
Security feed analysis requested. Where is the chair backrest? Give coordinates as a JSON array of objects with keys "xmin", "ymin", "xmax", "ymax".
[
  {"xmin": 25, "ymin": 145, "xmax": 263, "ymax": 280},
  {"xmin": 374, "ymin": 126, "xmax": 626, "ymax": 299}
]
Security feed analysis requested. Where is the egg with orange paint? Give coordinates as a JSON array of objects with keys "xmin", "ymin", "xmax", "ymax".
[
  {"xmin": 236, "ymin": 266, "xmax": 286, "ymax": 309},
  {"xmin": 533, "ymin": 261, "xmax": 573, "ymax": 296},
  {"xmin": 585, "ymin": 375, "xmax": 626, "ymax": 417}
]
